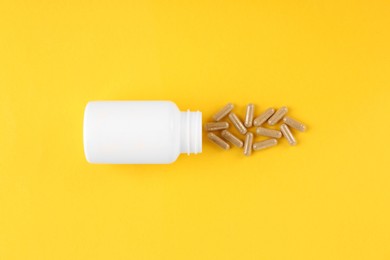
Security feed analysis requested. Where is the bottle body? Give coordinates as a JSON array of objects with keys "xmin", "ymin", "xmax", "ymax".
[{"xmin": 83, "ymin": 101, "xmax": 202, "ymax": 164}]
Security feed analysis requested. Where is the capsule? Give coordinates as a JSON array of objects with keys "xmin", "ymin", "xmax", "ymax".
[
  {"xmin": 280, "ymin": 124, "xmax": 297, "ymax": 146},
  {"xmin": 253, "ymin": 139, "xmax": 278, "ymax": 151},
  {"xmin": 221, "ymin": 130, "xmax": 244, "ymax": 148},
  {"xmin": 244, "ymin": 103, "xmax": 255, "ymax": 128},
  {"xmin": 243, "ymin": 132, "xmax": 253, "ymax": 156},
  {"xmin": 253, "ymin": 108, "xmax": 275, "ymax": 126},
  {"xmin": 256, "ymin": 127, "xmax": 282, "ymax": 138},
  {"xmin": 212, "ymin": 103, "xmax": 234, "ymax": 121},
  {"xmin": 228, "ymin": 112, "xmax": 247, "ymax": 135},
  {"xmin": 204, "ymin": 121, "xmax": 229, "ymax": 131},
  {"xmin": 207, "ymin": 132, "xmax": 230, "ymax": 150},
  {"xmin": 268, "ymin": 106, "xmax": 288, "ymax": 126},
  {"xmin": 283, "ymin": 116, "xmax": 306, "ymax": 132}
]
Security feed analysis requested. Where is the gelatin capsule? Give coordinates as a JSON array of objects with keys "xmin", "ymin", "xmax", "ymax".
[
  {"xmin": 256, "ymin": 127, "xmax": 282, "ymax": 138},
  {"xmin": 253, "ymin": 139, "xmax": 278, "ymax": 151},
  {"xmin": 253, "ymin": 108, "xmax": 275, "ymax": 127},
  {"xmin": 283, "ymin": 116, "xmax": 307, "ymax": 132},
  {"xmin": 212, "ymin": 103, "xmax": 234, "ymax": 121},
  {"xmin": 243, "ymin": 132, "xmax": 253, "ymax": 156},
  {"xmin": 221, "ymin": 130, "xmax": 244, "ymax": 148},
  {"xmin": 268, "ymin": 106, "xmax": 288, "ymax": 126},
  {"xmin": 207, "ymin": 132, "xmax": 230, "ymax": 150},
  {"xmin": 204, "ymin": 121, "xmax": 229, "ymax": 131},
  {"xmin": 280, "ymin": 124, "xmax": 297, "ymax": 146},
  {"xmin": 228, "ymin": 112, "xmax": 247, "ymax": 135},
  {"xmin": 244, "ymin": 103, "xmax": 255, "ymax": 128}
]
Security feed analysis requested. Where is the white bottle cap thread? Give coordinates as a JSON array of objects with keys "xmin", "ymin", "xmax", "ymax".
[{"xmin": 180, "ymin": 110, "xmax": 202, "ymax": 155}]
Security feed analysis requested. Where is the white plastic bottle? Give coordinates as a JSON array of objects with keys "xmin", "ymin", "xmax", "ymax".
[{"xmin": 83, "ymin": 101, "xmax": 202, "ymax": 164}]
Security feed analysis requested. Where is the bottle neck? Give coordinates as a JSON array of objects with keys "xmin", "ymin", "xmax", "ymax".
[{"xmin": 179, "ymin": 110, "xmax": 202, "ymax": 155}]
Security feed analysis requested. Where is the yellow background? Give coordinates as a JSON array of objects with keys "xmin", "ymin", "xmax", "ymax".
[{"xmin": 1, "ymin": 1, "xmax": 390, "ymax": 259}]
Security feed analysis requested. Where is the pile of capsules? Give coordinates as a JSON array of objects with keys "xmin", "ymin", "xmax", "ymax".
[{"xmin": 205, "ymin": 103, "xmax": 307, "ymax": 156}]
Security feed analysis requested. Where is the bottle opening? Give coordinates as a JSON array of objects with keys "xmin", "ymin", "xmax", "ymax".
[{"xmin": 180, "ymin": 110, "xmax": 202, "ymax": 155}]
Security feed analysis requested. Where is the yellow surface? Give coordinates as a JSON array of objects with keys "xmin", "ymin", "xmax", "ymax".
[{"xmin": 1, "ymin": 1, "xmax": 390, "ymax": 259}]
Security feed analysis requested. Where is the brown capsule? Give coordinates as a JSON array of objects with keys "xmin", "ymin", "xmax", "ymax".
[
  {"xmin": 280, "ymin": 124, "xmax": 297, "ymax": 146},
  {"xmin": 221, "ymin": 130, "xmax": 244, "ymax": 148},
  {"xmin": 268, "ymin": 106, "xmax": 288, "ymax": 126},
  {"xmin": 212, "ymin": 103, "xmax": 234, "ymax": 121},
  {"xmin": 228, "ymin": 112, "xmax": 247, "ymax": 135},
  {"xmin": 256, "ymin": 127, "xmax": 282, "ymax": 138},
  {"xmin": 204, "ymin": 121, "xmax": 229, "ymax": 131},
  {"xmin": 244, "ymin": 103, "xmax": 255, "ymax": 128},
  {"xmin": 207, "ymin": 132, "xmax": 230, "ymax": 150},
  {"xmin": 243, "ymin": 132, "xmax": 253, "ymax": 156},
  {"xmin": 253, "ymin": 139, "xmax": 278, "ymax": 151},
  {"xmin": 253, "ymin": 108, "xmax": 275, "ymax": 127},
  {"xmin": 283, "ymin": 116, "xmax": 307, "ymax": 132}
]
